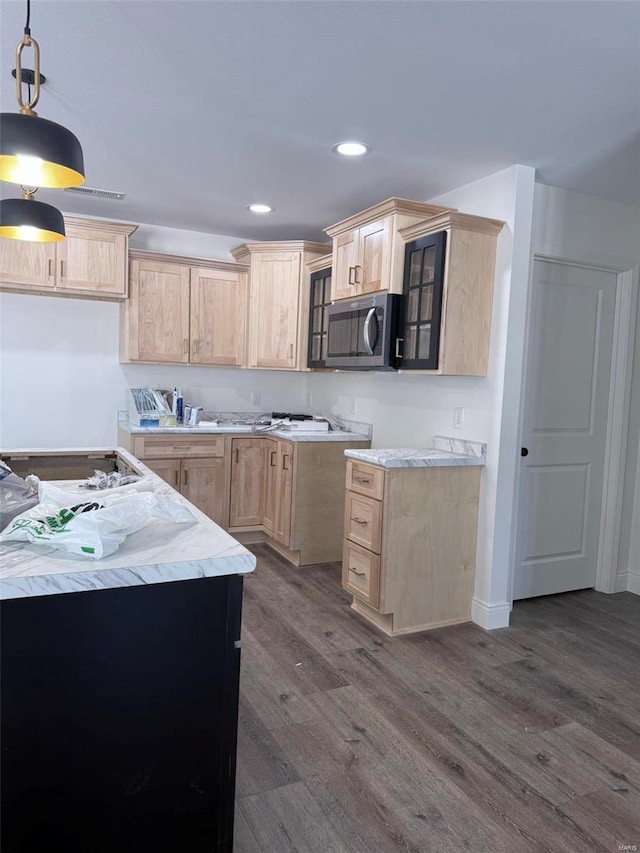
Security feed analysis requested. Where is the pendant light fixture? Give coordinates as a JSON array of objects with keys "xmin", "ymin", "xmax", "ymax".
[
  {"xmin": 0, "ymin": 188, "xmax": 65, "ymax": 242},
  {"xmin": 0, "ymin": 0, "xmax": 85, "ymax": 242}
]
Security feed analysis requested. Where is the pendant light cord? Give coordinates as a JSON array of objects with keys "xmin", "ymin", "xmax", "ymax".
[{"xmin": 24, "ymin": 0, "xmax": 32, "ymax": 101}]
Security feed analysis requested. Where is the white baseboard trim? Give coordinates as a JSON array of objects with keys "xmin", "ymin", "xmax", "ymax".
[
  {"xmin": 615, "ymin": 569, "xmax": 640, "ymax": 595},
  {"xmin": 626, "ymin": 568, "xmax": 640, "ymax": 596},
  {"xmin": 615, "ymin": 571, "xmax": 630, "ymax": 593},
  {"xmin": 471, "ymin": 598, "xmax": 512, "ymax": 630}
]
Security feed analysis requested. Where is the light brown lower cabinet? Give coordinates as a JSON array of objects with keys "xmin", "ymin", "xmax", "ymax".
[
  {"xmin": 118, "ymin": 428, "xmax": 370, "ymax": 566},
  {"xmin": 273, "ymin": 440, "xmax": 294, "ymax": 546},
  {"xmin": 342, "ymin": 460, "xmax": 482, "ymax": 636},
  {"xmin": 262, "ymin": 439, "xmax": 278, "ymax": 536},
  {"xmin": 144, "ymin": 456, "xmax": 227, "ymax": 527},
  {"xmin": 229, "ymin": 438, "xmax": 266, "ymax": 528},
  {"xmin": 119, "ymin": 430, "xmax": 229, "ymax": 528},
  {"xmin": 226, "ymin": 436, "xmax": 372, "ymax": 565},
  {"xmin": 181, "ymin": 458, "xmax": 227, "ymax": 528}
]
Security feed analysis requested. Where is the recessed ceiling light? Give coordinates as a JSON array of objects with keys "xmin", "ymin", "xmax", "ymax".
[
  {"xmin": 248, "ymin": 203, "xmax": 273, "ymax": 214},
  {"xmin": 332, "ymin": 141, "xmax": 370, "ymax": 157}
]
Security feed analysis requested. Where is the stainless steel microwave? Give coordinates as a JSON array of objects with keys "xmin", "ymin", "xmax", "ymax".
[{"xmin": 325, "ymin": 292, "xmax": 401, "ymax": 370}]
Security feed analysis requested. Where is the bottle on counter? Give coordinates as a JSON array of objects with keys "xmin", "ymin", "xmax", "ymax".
[{"xmin": 176, "ymin": 389, "xmax": 184, "ymax": 424}]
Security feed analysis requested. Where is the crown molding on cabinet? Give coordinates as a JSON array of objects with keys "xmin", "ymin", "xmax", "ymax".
[
  {"xmin": 324, "ymin": 197, "xmax": 455, "ymax": 239},
  {"xmin": 129, "ymin": 248, "xmax": 249, "ymax": 273},
  {"xmin": 399, "ymin": 211, "xmax": 505, "ymax": 242},
  {"xmin": 230, "ymin": 240, "xmax": 330, "ymax": 261},
  {"xmin": 64, "ymin": 216, "xmax": 138, "ymax": 237},
  {"xmin": 306, "ymin": 253, "xmax": 332, "ymax": 272}
]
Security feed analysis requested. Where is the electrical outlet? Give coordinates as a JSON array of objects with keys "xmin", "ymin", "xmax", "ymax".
[
  {"xmin": 305, "ymin": 391, "xmax": 313, "ymax": 408},
  {"xmin": 349, "ymin": 396, "xmax": 357, "ymax": 415},
  {"xmin": 250, "ymin": 390, "xmax": 261, "ymax": 407},
  {"xmin": 453, "ymin": 407, "xmax": 465, "ymax": 429}
]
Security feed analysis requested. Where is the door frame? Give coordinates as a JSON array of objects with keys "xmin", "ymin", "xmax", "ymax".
[{"xmin": 509, "ymin": 248, "xmax": 638, "ymax": 600}]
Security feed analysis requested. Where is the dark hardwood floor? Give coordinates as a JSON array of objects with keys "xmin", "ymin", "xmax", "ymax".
[{"xmin": 234, "ymin": 544, "xmax": 640, "ymax": 853}]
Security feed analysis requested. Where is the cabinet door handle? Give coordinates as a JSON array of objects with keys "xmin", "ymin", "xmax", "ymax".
[
  {"xmin": 350, "ymin": 568, "xmax": 366, "ymax": 577},
  {"xmin": 270, "ymin": 450, "xmax": 277, "ymax": 466},
  {"xmin": 353, "ymin": 517, "xmax": 368, "ymax": 525},
  {"xmin": 348, "ymin": 266, "xmax": 356, "ymax": 286},
  {"xmin": 353, "ymin": 265, "xmax": 361, "ymax": 284},
  {"xmin": 289, "ymin": 343, "xmax": 294, "ymax": 359},
  {"xmin": 395, "ymin": 337, "xmax": 404, "ymax": 359},
  {"xmin": 173, "ymin": 470, "xmax": 179, "ymax": 486},
  {"xmin": 48, "ymin": 259, "xmax": 53, "ymax": 276},
  {"xmin": 183, "ymin": 468, "xmax": 188, "ymax": 486},
  {"xmin": 59, "ymin": 260, "xmax": 65, "ymax": 278},
  {"xmin": 183, "ymin": 338, "xmax": 189, "ymax": 354},
  {"xmin": 282, "ymin": 454, "xmax": 290, "ymax": 471},
  {"xmin": 235, "ymin": 448, "xmax": 240, "ymax": 463}
]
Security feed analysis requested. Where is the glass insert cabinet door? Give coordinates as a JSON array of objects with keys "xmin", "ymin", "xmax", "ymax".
[
  {"xmin": 399, "ymin": 231, "xmax": 446, "ymax": 369},
  {"xmin": 307, "ymin": 266, "xmax": 332, "ymax": 368}
]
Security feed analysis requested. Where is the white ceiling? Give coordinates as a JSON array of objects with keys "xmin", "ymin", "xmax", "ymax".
[{"xmin": 1, "ymin": 0, "xmax": 639, "ymax": 241}]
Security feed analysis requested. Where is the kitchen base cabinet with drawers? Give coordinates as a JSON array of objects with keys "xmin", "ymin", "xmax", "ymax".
[
  {"xmin": 118, "ymin": 431, "xmax": 230, "ymax": 528},
  {"xmin": 342, "ymin": 460, "xmax": 481, "ymax": 636},
  {"xmin": 118, "ymin": 430, "xmax": 370, "ymax": 567}
]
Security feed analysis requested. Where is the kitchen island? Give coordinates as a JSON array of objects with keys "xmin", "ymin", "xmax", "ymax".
[{"xmin": 0, "ymin": 448, "xmax": 255, "ymax": 853}]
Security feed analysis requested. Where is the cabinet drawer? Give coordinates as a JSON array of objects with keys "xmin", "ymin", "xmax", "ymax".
[
  {"xmin": 342, "ymin": 540, "xmax": 380, "ymax": 609},
  {"xmin": 344, "ymin": 491, "xmax": 382, "ymax": 553},
  {"xmin": 346, "ymin": 461, "xmax": 384, "ymax": 500},
  {"xmin": 134, "ymin": 435, "xmax": 225, "ymax": 459}
]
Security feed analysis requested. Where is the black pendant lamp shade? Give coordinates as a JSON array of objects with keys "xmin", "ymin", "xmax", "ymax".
[
  {"xmin": 0, "ymin": 112, "xmax": 85, "ymax": 188},
  {"xmin": 0, "ymin": 195, "xmax": 65, "ymax": 242}
]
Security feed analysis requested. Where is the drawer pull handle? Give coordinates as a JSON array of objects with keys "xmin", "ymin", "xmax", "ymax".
[
  {"xmin": 350, "ymin": 568, "xmax": 366, "ymax": 577},
  {"xmin": 354, "ymin": 476, "xmax": 370, "ymax": 485},
  {"xmin": 353, "ymin": 518, "xmax": 368, "ymax": 525},
  {"xmin": 172, "ymin": 445, "xmax": 190, "ymax": 450}
]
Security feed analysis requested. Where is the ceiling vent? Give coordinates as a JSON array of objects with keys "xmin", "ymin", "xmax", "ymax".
[{"xmin": 64, "ymin": 186, "xmax": 125, "ymax": 200}]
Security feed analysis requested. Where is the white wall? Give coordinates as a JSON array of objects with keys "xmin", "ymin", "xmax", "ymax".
[
  {"xmin": 309, "ymin": 164, "xmax": 537, "ymax": 628},
  {"xmin": 0, "ymin": 220, "xmax": 307, "ymax": 449},
  {"xmin": 532, "ymin": 185, "xmax": 640, "ymax": 594}
]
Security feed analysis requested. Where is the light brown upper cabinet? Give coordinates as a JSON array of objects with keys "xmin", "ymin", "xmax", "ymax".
[
  {"xmin": 324, "ymin": 198, "xmax": 453, "ymax": 302},
  {"xmin": 231, "ymin": 241, "xmax": 330, "ymax": 370},
  {"xmin": 121, "ymin": 250, "xmax": 249, "ymax": 365},
  {"xmin": 190, "ymin": 266, "xmax": 247, "ymax": 366},
  {"xmin": 0, "ymin": 216, "xmax": 137, "ymax": 299},
  {"xmin": 126, "ymin": 257, "xmax": 191, "ymax": 363},
  {"xmin": 398, "ymin": 212, "xmax": 504, "ymax": 376}
]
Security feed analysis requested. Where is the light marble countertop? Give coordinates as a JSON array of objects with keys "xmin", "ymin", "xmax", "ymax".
[
  {"xmin": 120, "ymin": 423, "xmax": 371, "ymax": 443},
  {"xmin": 0, "ymin": 448, "xmax": 256, "ymax": 601},
  {"xmin": 344, "ymin": 436, "xmax": 487, "ymax": 469}
]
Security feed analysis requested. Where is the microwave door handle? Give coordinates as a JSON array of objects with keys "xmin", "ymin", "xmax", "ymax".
[{"xmin": 363, "ymin": 307, "xmax": 377, "ymax": 355}]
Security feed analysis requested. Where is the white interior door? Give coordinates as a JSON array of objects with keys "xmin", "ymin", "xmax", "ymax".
[{"xmin": 513, "ymin": 259, "xmax": 617, "ymax": 599}]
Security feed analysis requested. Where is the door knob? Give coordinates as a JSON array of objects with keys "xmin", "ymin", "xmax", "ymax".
[{"xmin": 521, "ymin": 447, "xmax": 529, "ymax": 457}]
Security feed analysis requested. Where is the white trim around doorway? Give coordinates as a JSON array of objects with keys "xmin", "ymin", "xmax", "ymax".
[{"xmin": 509, "ymin": 243, "xmax": 638, "ymax": 601}]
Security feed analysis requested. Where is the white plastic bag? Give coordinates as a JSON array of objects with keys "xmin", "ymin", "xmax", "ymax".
[
  {"xmin": 0, "ymin": 462, "xmax": 38, "ymax": 529},
  {"xmin": 0, "ymin": 481, "xmax": 195, "ymax": 559}
]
